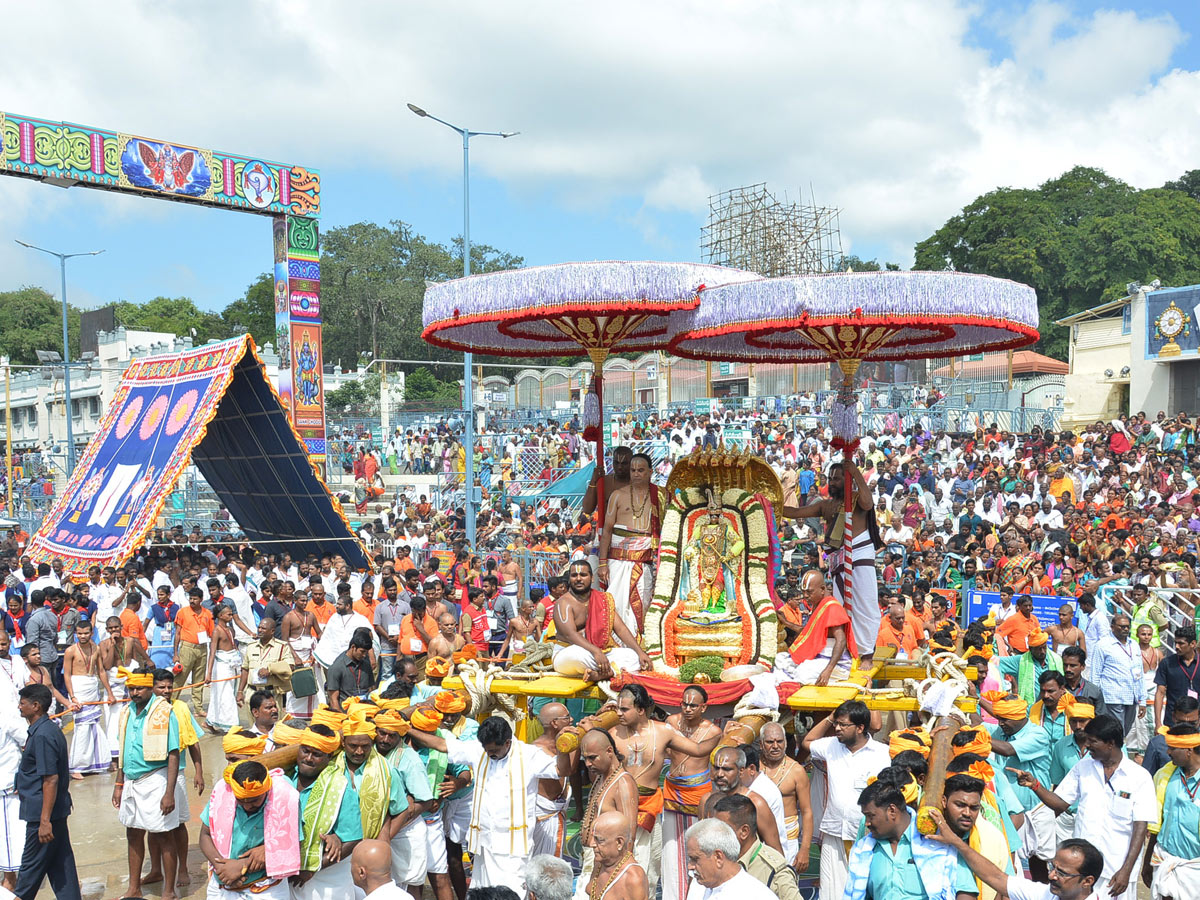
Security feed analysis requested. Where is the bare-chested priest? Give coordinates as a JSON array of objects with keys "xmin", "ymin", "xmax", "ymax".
[
  {"xmin": 583, "ymin": 446, "xmax": 632, "ymax": 517},
  {"xmin": 530, "ymin": 703, "xmax": 574, "ymax": 857},
  {"xmin": 662, "ymin": 685, "xmax": 720, "ymax": 900},
  {"xmin": 584, "ymin": 811, "xmax": 649, "ymax": 900},
  {"xmin": 598, "ymin": 453, "xmax": 663, "ymax": 636},
  {"xmin": 572, "ymin": 728, "xmax": 638, "ymax": 893},
  {"xmin": 783, "ymin": 458, "xmax": 880, "ymax": 662},
  {"xmin": 609, "ymin": 683, "xmax": 723, "ymax": 897},
  {"xmin": 552, "ymin": 560, "xmax": 650, "ymax": 680},
  {"xmin": 759, "ymin": 722, "xmax": 813, "ymax": 869},
  {"xmin": 701, "ymin": 746, "xmax": 783, "ymax": 854}
]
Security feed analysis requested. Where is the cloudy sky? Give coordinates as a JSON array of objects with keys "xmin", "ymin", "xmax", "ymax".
[{"xmin": 2, "ymin": 0, "xmax": 1198, "ymax": 312}]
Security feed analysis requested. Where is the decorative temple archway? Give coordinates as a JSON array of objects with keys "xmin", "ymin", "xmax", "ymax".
[{"xmin": 0, "ymin": 111, "xmax": 327, "ymax": 469}]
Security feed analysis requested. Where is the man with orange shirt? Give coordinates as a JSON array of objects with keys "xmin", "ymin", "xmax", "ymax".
[
  {"xmin": 996, "ymin": 594, "xmax": 1038, "ymax": 656},
  {"xmin": 306, "ymin": 579, "xmax": 335, "ymax": 625},
  {"xmin": 351, "ymin": 579, "xmax": 376, "ymax": 623},
  {"xmin": 876, "ymin": 596, "xmax": 925, "ymax": 658},
  {"xmin": 119, "ymin": 592, "xmax": 149, "ymax": 650},
  {"xmin": 173, "ymin": 587, "xmax": 214, "ymax": 714},
  {"xmin": 398, "ymin": 594, "xmax": 438, "ymax": 657}
]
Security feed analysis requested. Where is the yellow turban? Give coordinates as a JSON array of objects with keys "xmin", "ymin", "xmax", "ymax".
[
  {"xmin": 374, "ymin": 711, "xmax": 411, "ymax": 735},
  {"xmin": 311, "ymin": 707, "xmax": 347, "ymax": 732},
  {"xmin": 970, "ymin": 645, "xmax": 994, "ymax": 661},
  {"xmin": 223, "ymin": 728, "xmax": 267, "ymax": 757},
  {"xmin": 867, "ymin": 772, "xmax": 920, "ymax": 806},
  {"xmin": 452, "ymin": 645, "xmax": 477, "ymax": 663},
  {"xmin": 426, "ymin": 657, "xmax": 452, "ymax": 678},
  {"xmin": 343, "ymin": 719, "xmax": 377, "ymax": 739},
  {"xmin": 270, "ymin": 722, "xmax": 305, "ymax": 747},
  {"xmin": 982, "ymin": 691, "xmax": 1028, "ymax": 719},
  {"xmin": 951, "ymin": 726, "xmax": 993, "ymax": 759},
  {"xmin": 965, "ymin": 760, "xmax": 995, "ymax": 784},
  {"xmin": 1027, "ymin": 629, "xmax": 1049, "ymax": 648},
  {"xmin": 345, "ymin": 701, "xmax": 380, "ymax": 724},
  {"xmin": 1057, "ymin": 694, "xmax": 1096, "ymax": 720},
  {"xmin": 434, "ymin": 691, "xmax": 468, "ymax": 715},
  {"xmin": 1158, "ymin": 726, "xmax": 1200, "ymax": 749},
  {"xmin": 118, "ymin": 667, "xmax": 154, "ymax": 688},
  {"xmin": 223, "ymin": 764, "xmax": 272, "ymax": 800},
  {"xmin": 377, "ymin": 697, "xmax": 410, "ymax": 711},
  {"xmin": 410, "ymin": 708, "xmax": 444, "ymax": 733},
  {"xmin": 889, "ymin": 730, "xmax": 931, "ymax": 759},
  {"xmin": 300, "ymin": 728, "xmax": 342, "ymax": 755}
]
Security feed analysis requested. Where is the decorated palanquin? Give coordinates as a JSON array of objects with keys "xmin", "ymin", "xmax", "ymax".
[{"xmin": 644, "ymin": 445, "xmax": 782, "ymax": 677}]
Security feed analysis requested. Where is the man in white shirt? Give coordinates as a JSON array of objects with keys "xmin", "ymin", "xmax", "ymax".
[
  {"xmin": 27, "ymin": 563, "xmax": 56, "ymax": 597},
  {"xmin": 684, "ymin": 818, "xmax": 776, "ymax": 900},
  {"xmin": 801, "ymin": 700, "xmax": 889, "ymax": 900},
  {"xmin": 1007, "ymin": 715, "xmax": 1154, "ymax": 900},
  {"xmin": 929, "ymin": 815, "xmax": 1105, "ymax": 900},
  {"xmin": 314, "ymin": 591, "xmax": 372, "ymax": 671},
  {"xmin": 407, "ymin": 715, "xmax": 569, "ymax": 894},
  {"xmin": 1034, "ymin": 499, "xmax": 1064, "ymax": 530},
  {"xmin": 349, "ymin": 839, "xmax": 408, "ymax": 900}
]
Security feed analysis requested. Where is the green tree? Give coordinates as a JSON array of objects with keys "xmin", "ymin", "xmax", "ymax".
[
  {"xmin": 221, "ymin": 273, "xmax": 275, "ymax": 348},
  {"xmin": 404, "ymin": 366, "xmax": 460, "ymax": 407},
  {"xmin": 913, "ymin": 166, "xmax": 1200, "ymax": 359},
  {"xmin": 0, "ymin": 287, "xmax": 80, "ymax": 365},
  {"xmin": 113, "ymin": 296, "xmax": 225, "ymax": 342},
  {"xmin": 319, "ymin": 220, "xmax": 522, "ymax": 374},
  {"xmin": 1164, "ymin": 170, "xmax": 1200, "ymax": 202}
]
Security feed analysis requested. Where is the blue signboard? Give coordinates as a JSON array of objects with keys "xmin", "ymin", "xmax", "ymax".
[
  {"xmin": 964, "ymin": 590, "xmax": 1073, "ymax": 631},
  {"xmin": 1145, "ymin": 286, "xmax": 1200, "ymax": 360}
]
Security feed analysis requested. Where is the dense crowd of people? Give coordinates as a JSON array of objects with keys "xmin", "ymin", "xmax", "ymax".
[{"xmin": 4, "ymin": 409, "xmax": 1200, "ymax": 900}]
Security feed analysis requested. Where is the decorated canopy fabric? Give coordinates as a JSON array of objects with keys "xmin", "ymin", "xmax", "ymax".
[
  {"xmin": 28, "ymin": 335, "xmax": 368, "ymax": 579},
  {"xmin": 668, "ymin": 270, "xmax": 1039, "ymax": 363},
  {"xmin": 422, "ymin": 260, "xmax": 761, "ymax": 356}
]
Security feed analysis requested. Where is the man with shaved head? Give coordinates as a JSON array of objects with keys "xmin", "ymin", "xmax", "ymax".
[
  {"xmin": 571, "ymin": 728, "xmax": 638, "ymax": 893},
  {"xmin": 662, "ymin": 685, "xmax": 720, "ymax": 900},
  {"xmin": 701, "ymin": 746, "xmax": 782, "ymax": 854},
  {"xmin": 530, "ymin": 702, "xmax": 574, "ymax": 856},
  {"xmin": 759, "ymin": 721, "xmax": 813, "ymax": 869},
  {"xmin": 773, "ymin": 570, "xmax": 855, "ymax": 686},
  {"xmin": 585, "ymin": 811, "xmax": 647, "ymax": 900},
  {"xmin": 350, "ymin": 839, "xmax": 406, "ymax": 900}
]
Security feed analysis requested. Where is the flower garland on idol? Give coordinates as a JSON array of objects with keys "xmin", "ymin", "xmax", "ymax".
[{"xmin": 644, "ymin": 486, "xmax": 779, "ymax": 676}]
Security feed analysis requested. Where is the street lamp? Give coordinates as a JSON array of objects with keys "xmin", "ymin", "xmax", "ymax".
[
  {"xmin": 14, "ymin": 240, "xmax": 105, "ymax": 474},
  {"xmin": 408, "ymin": 102, "xmax": 518, "ymax": 549}
]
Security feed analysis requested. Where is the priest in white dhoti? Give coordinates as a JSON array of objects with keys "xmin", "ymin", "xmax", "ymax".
[
  {"xmin": 64, "ymin": 619, "xmax": 114, "ymax": 776},
  {"xmin": 285, "ymin": 632, "xmax": 320, "ymax": 722},
  {"xmin": 407, "ymin": 714, "xmax": 570, "ymax": 894},
  {"xmin": 597, "ymin": 454, "xmax": 663, "ymax": 636}
]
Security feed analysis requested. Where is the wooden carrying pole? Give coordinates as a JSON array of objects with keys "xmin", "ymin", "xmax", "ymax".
[{"xmin": 916, "ymin": 717, "xmax": 958, "ymax": 834}]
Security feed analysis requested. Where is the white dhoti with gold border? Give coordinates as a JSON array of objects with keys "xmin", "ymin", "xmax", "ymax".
[{"xmin": 605, "ymin": 529, "xmax": 655, "ymax": 636}]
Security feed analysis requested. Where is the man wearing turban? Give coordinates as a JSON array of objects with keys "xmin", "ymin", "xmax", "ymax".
[
  {"xmin": 431, "ymin": 691, "xmax": 477, "ymax": 900},
  {"xmin": 1145, "ymin": 723, "xmax": 1200, "ymax": 898},
  {"xmin": 985, "ymin": 693, "xmax": 1057, "ymax": 880},
  {"xmin": 995, "ymin": 625, "xmax": 1062, "ymax": 708},
  {"xmin": 198, "ymin": 760, "xmax": 302, "ymax": 899},
  {"xmin": 373, "ymin": 710, "xmax": 435, "ymax": 893},
  {"xmin": 942, "ymin": 756, "xmax": 1015, "ymax": 900},
  {"xmin": 290, "ymin": 725, "xmax": 369, "ymax": 900},
  {"xmin": 1048, "ymin": 693, "xmax": 1095, "ymax": 845}
]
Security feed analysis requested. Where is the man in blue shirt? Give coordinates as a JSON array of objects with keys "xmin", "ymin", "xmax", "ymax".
[
  {"xmin": 1143, "ymin": 723, "xmax": 1200, "ymax": 896},
  {"xmin": 13, "ymin": 683, "xmax": 81, "ymax": 900},
  {"xmin": 1090, "ymin": 613, "xmax": 1144, "ymax": 740},
  {"xmin": 987, "ymin": 694, "xmax": 1055, "ymax": 881},
  {"xmin": 845, "ymin": 779, "xmax": 978, "ymax": 900}
]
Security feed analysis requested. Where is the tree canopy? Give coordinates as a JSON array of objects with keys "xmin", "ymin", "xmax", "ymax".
[
  {"xmin": 914, "ymin": 166, "xmax": 1200, "ymax": 359},
  {"xmin": 0, "ymin": 287, "xmax": 80, "ymax": 366}
]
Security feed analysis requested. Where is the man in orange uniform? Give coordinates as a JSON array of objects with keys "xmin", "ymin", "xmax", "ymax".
[
  {"xmin": 996, "ymin": 594, "xmax": 1039, "ymax": 656},
  {"xmin": 173, "ymin": 588, "xmax": 214, "ymax": 716},
  {"xmin": 876, "ymin": 595, "xmax": 926, "ymax": 658}
]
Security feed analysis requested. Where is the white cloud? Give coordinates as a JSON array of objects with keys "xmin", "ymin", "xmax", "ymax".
[{"xmin": 1, "ymin": 0, "xmax": 1197, "ymax": 277}]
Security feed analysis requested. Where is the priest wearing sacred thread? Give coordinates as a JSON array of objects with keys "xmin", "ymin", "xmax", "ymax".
[
  {"xmin": 199, "ymin": 760, "xmax": 302, "ymax": 900},
  {"xmin": 406, "ymin": 713, "xmax": 573, "ymax": 893}
]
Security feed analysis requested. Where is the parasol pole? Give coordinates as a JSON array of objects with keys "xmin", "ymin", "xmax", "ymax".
[
  {"xmin": 834, "ymin": 357, "xmax": 862, "ymax": 649},
  {"xmin": 588, "ymin": 347, "xmax": 610, "ymax": 528}
]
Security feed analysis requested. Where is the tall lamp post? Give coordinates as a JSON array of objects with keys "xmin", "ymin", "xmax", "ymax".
[
  {"xmin": 14, "ymin": 240, "xmax": 105, "ymax": 475},
  {"xmin": 408, "ymin": 102, "xmax": 517, "ymax": 550}
]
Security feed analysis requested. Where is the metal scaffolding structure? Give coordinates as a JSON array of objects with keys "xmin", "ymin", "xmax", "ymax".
[{"xmin": 701, "ymin": 182, "xmax": 843, "ymax": 277}]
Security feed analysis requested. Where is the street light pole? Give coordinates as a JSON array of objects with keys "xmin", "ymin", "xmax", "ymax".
[
  {"xmin": 408, "ymin": 103, "xmax": 517, "ymax": 550},
  {"xmin": 14, "ymin": 241, "xmax": 104, "ymax": 475}
]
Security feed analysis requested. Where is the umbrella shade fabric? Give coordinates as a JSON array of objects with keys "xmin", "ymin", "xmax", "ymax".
[
  {"xmin": 668, "ymin": 270, "xmax": 1038, "ymax": 363},
  {"xmin": 422, "ymin": 260, "xmax": 760, "ymax": 356}
]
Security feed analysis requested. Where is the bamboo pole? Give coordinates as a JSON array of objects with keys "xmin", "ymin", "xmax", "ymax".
[{"xmin": 916, "ymin": 718, "xmax": 958, "ymax": 834}]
